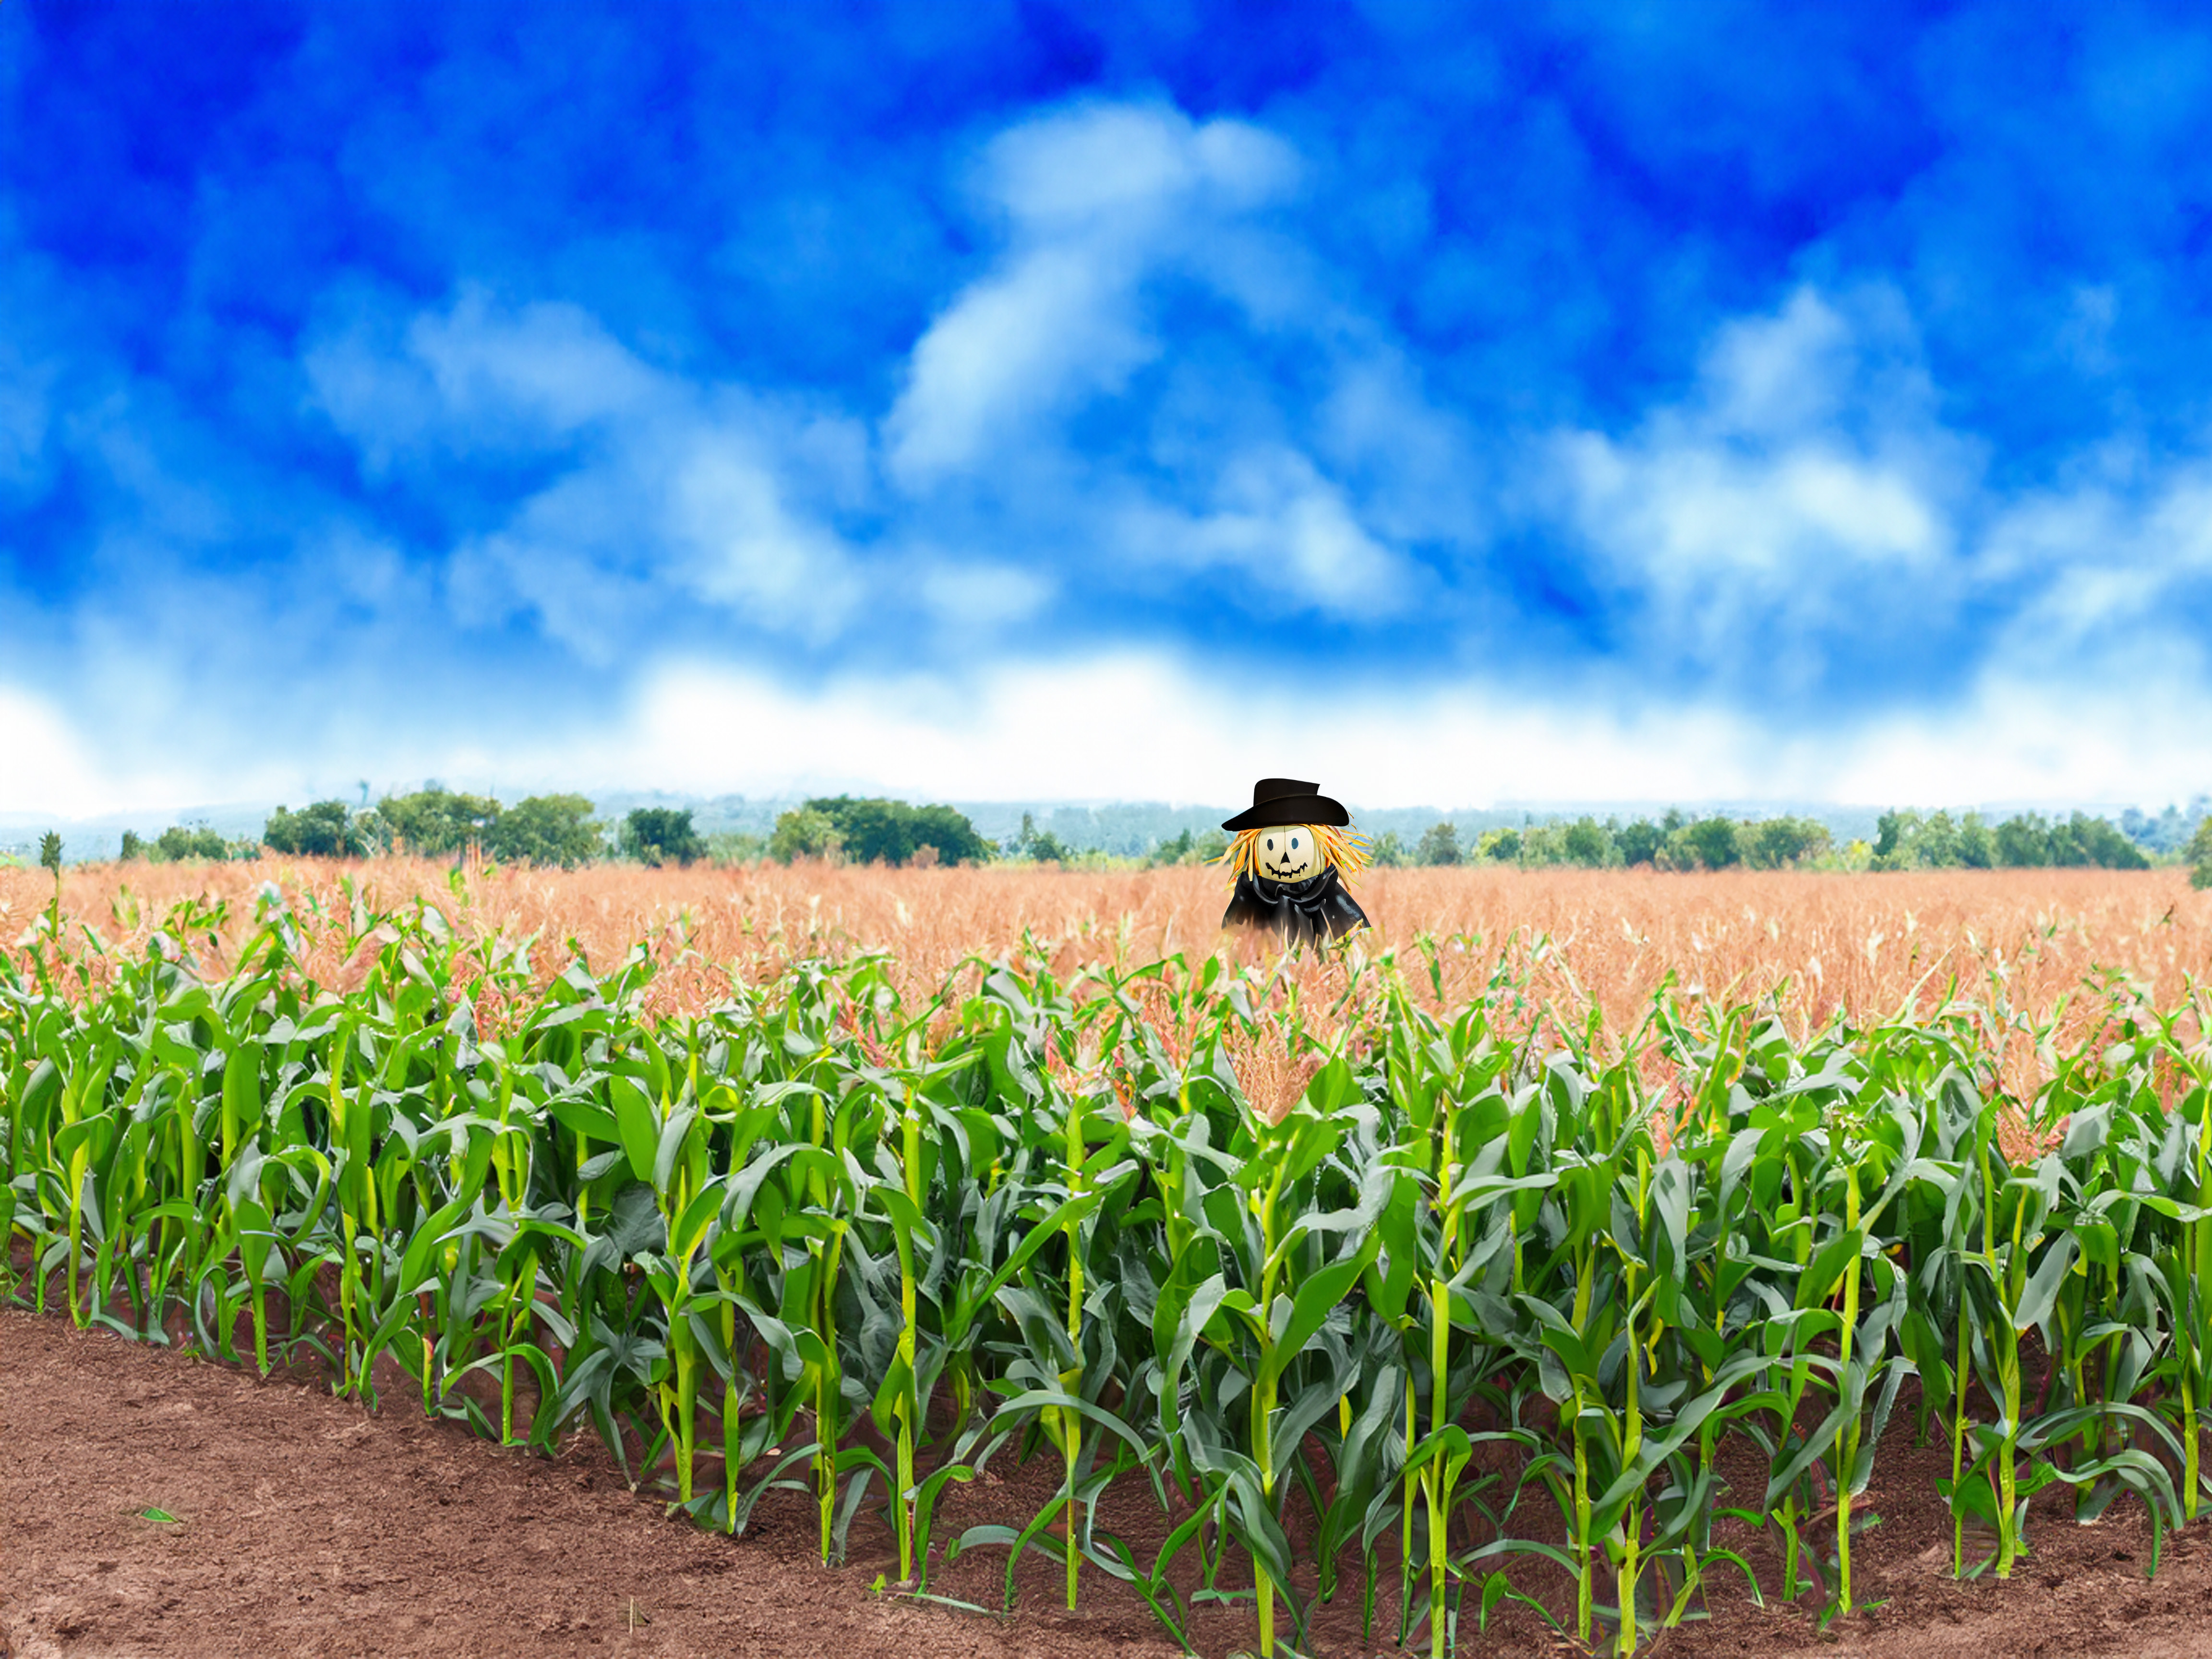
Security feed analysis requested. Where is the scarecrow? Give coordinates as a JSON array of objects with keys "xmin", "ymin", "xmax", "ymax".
[{"xmin": 1219, "ymin": 777, "xmax": 1371, "ymax": 943}]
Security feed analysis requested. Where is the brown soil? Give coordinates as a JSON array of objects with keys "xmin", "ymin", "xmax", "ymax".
[{"xmin": 6, "ymin": 1308, "xmax": 2212, "ymax": 1658}]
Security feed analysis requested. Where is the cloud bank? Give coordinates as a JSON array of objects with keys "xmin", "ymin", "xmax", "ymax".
[{"xmin": 2, "ymin": 6, "xmax": 2209, "ymax": 814}]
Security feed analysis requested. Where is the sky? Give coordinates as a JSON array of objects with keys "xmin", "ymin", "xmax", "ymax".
[{"xmin": 2, "ymin": 0, "xmax": 2211, "ymax": 818}]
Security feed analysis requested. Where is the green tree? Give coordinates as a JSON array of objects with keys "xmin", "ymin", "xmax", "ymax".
[
  {"xmin": 1745, "ymin": 816, "xmax": 1832, "ymax": 869},
  {"xmin": 817, "ymin": 797, "xmax": 914, "ymax": 864},
  {"xmin": 2048, "ymin": 815, "xmax": 2091, "ymax": 867},
  {"xmin": 1873, "ymin": 809, "xmax": 1918, "ymax": 865},
  {"xmin": 1994, "ymin": 814, "xmax": 2051, "ymax": 867},
  {"xmin": 1916, "ymin": 811, "xmax": 1961, "ymax": 867},
  {"xmin": 1562, "ymin": 816, "xmax": 1614, "ymax": 867},
  {"xmin": 1683, "ymin": 816, "xmax": 1742, "ymax": 869},
  {"xmin": 1369, "ymin": 830, "xmax": 1408, "ymax": 867},
  {"xmin": 2054, "ymin": 812, "xmax": 2150, "ymax": 870},
  {"xmin": 1148, "ymin": 826, "xmax": 1196, "ymax": 866},
  {"xmin": 156, "ymin": 824, "xmax": 229, "ymax": 862},
  {"xmin": 1519, "ymin": 821, "xmax": 1578, "ymax": 866},
  {"xmin": 119, "ymin": 830, "xmax": 146, "ymax": 862},
  {"xmin": 2120, "ymin": 797, "xmax": 2209, "ymax": 856},
  {"xmin": 264, "ymin": 802, "xmax": 366, "ymax": 857},
  {"xmin": 487, "ymin": 794, "xmax": 602, "ymax": 867},
  {"xmin": 769, "ymin": 807, "xmax": 842, "ymax": 864},
  {"xmin": 1618, "ymin": 819, "xmax": 1663, "ymax": 866},
  {"xmin": 706, "ymin": 830, "xmax": 768, "ymax": 864},
  {"xmin": 1416, "ymin": 821, "xmax": 1462, "ymax": 865},
  {"xmin": 622, "ymin": 807, "xmax": 704, "ymax": 867},
  {"xmin": 1474, "ymin": 826, "xmax": 1519, "ymax": 863},
  {"xmin": 1957, "ymin": 812, "xmax": 1996, "ymax": 868},
  {"xmin": 2188, "ymin": 816, "xmax": 2212, "ymax": 890},
  {"xmin": 905, "ymin": 802, "xmax": 993, "ymax": 866},
  {"xmin": 379, "ymin": 787, "xmax": 503, "ymax": 856},
  {"xmin": 1010, "ymin": 812, "xmax": 1073, "ymax": 863},
  {"xmin": 802, "ymin": 796, "xmax": 990, "ymax": 866}
]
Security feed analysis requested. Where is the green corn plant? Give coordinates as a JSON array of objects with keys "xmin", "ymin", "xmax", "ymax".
[
  {"xmin": 2171, "ymin": 1028, "xmax": 2212, "ymax": 1524},
  {"xmin": 38, "ymin": 832, "xmax": 62, "ymax": 951},
  {"xmin": 791, "ymin": 1110, "xmax": 856, "ymax": 1561},
  {"xmin": 1515, "ymin": 1069, "xmax": 1657, "ymax": 1649},
  {"xmin": 13, "ymin": 875, "xmax": 2212, "ymax": 1659},
  {"xmin": 1035, "ymin": 1048, "xmax": 1095, "ymax": 1609},
  {"xmin": 1239, "ymin": 1058, "xmax": 1382, "ymax": 1656}
]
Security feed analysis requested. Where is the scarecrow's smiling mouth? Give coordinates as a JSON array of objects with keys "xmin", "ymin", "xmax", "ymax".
[{"xmin": 1263, "ymin": 859, "xmax": 1307, "ymax": 879}]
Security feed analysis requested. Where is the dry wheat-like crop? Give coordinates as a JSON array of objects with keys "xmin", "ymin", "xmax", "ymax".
[{"xmin": 4, "ymin": 858, "xmax": 2203, "ymax": 1068}]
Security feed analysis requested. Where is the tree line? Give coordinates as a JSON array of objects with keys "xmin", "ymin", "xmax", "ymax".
[
  {"xmin": 1345, "ymin": 807, "xmax": 2161, "ymax": 872},
  {"xmin": 111, "ymin": 791, "xmax": 993, "ymax": 871},
  {"xmin": 74, "ymin": 791, "xmax": 2212, "ymax": 885},
  {"xmin": 121, "ymin": 791, "xmax": 610, "ymax": 868}
]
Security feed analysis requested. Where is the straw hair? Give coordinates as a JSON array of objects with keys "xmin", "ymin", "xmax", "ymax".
[{"xmin": 1221, "ymin": 822, "xmax": 1372, "ymax": 885}]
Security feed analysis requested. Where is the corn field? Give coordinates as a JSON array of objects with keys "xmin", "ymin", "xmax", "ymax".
[
  {"xmin": 4, "ymin": 873, "xmax": 2212, "ymax": 1656},
  {"xmin": 5, "ymin": 858, "xmax": 2202, "ymax": 1045}
]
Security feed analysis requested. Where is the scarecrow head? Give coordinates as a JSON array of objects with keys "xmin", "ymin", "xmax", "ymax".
[{"xmin": 1221, "ymin": 778, "xmax": 1371, "ymax": 887}]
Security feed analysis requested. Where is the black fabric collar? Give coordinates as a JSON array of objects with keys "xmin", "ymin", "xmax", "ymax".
[{"xmin": 1252, "ymin": 867, "xmax": 1340, "ymax": 911}]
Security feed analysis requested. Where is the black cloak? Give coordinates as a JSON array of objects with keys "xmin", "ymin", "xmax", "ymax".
[{"xmin": 1221, "ymin": 865, "xmax": 1370, "ymax": 944}]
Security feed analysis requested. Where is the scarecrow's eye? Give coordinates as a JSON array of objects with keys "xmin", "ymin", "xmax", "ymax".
[
  {"xmin": 1290, "ymin": 836, "xmax": 1299, "ymax": 850},
  {"xmin": 1265, "ymin": 837, "xmax": 1274, "ymax": 851}
]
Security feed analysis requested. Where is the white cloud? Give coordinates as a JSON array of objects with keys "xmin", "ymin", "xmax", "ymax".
[
  {"xmin": 1555, "ymin": 287, "xmax": 1971, "ymax": 673},
  {"xmin": 505, "ymin": 653, "xmax": 2212, "ymax": 811},
  {"xmin": 670, "ymin": 434, "xmax": 862, "ymax": 625},
  {"xmin": 1822, "ymin": 671, "xmax": 2212, "ymax": 806},
  {"xmin": 565, "ymin": 655, "xmax": 1751, "ymax": 805},
  {"xmin": 0, "ymin": 685, "xmax": 226, "ymax": 818},
  {"xmin": 0, "ymin": 688, "xmax": 105, "ymax": 816},
  {"xmin": 446, "ymin": 416, "xmax": 864, "ymax": 659},
  {"xmin": 1980, "ymin": 462, "xmax": 2212, "ymax": 623},
  {"xmin": 917, "ymin": 562, "xmax": 1055, "ymax": 628},
  {"xmin": 1699, "ymin": 288, "xmax": 1861, "ymax": 437},
  {"xmin": 1564, "ymin": 438, "xmax": 1943, "ymax": 575},
  {"xmin": 886, "ymin": 245, "xmax": 1154, "ymax": 481},
  {"xmin": 12, "ymin": 643, "xmax": 2210, "ymax": 820},
  {"xmin": 1316, "ymin": 352, "xmax": 1486, "ymax": 546},
  {"xmin": 408, "ymin": 291, "xmax": 660, "ymax": 433},
  {"xmin": 311, "ymin": 292, "xmax": 866, "ymax": 655},
  {"xmin": 1960, "ymin": 463, "xmax": 2212, "ymax": 757},
  {"xmin": 881, "ymin": 99, "xmax": 1445, "ymax": 622},
  {"xmin": 885, "ymin": 102, "xmax": 1299, "ymax": 483},
  {"xmin": 1116, "ymin": 448, "xmax": 1413, "ymax": 617},
  {"xmin": 304, "ymin": 287, "xmax": 660, "ymax": 464},
  {"xmin": 985, "ymin": 101, "xmax": 1296, "ymax": 231}
]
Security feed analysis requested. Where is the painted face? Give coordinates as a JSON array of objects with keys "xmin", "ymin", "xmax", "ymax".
[{"xmin": 1257, "ymin": 825, "xmax": 1323, "ymax": 883}]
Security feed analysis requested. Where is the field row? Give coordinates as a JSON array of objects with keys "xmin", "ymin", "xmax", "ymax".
[
  {"xmin": 4, "ymin": 858, "xmax": 2202, "ymax": 1043},
  {"xmin": 3, "ymin": 876, "xmax": 2211, "ymax": 1655}
]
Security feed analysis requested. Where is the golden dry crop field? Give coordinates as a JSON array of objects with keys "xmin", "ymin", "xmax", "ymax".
[{"xmin": 7, "ymin": 856, "xmax": 2204, "ymax": 1061}]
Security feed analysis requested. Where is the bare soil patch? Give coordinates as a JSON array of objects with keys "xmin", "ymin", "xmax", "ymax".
[
  {"xmin": 6, "ymin": 1309, "xmax": 2212, "ymax": 1658},
  {"xmin": 0, "ymin": 1310, "xmax": 1175, "ymax": 1659}
]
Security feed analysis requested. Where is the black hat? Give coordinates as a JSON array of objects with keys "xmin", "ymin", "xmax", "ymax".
[{"xmin": 1222, "ymin": 778, "xmax": 1350, "ymax": 832}]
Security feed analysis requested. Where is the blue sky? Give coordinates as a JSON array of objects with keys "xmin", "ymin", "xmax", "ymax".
[{"xmin": 2, "ymin": 1, "xmax": 2210, "ymax": 815}]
